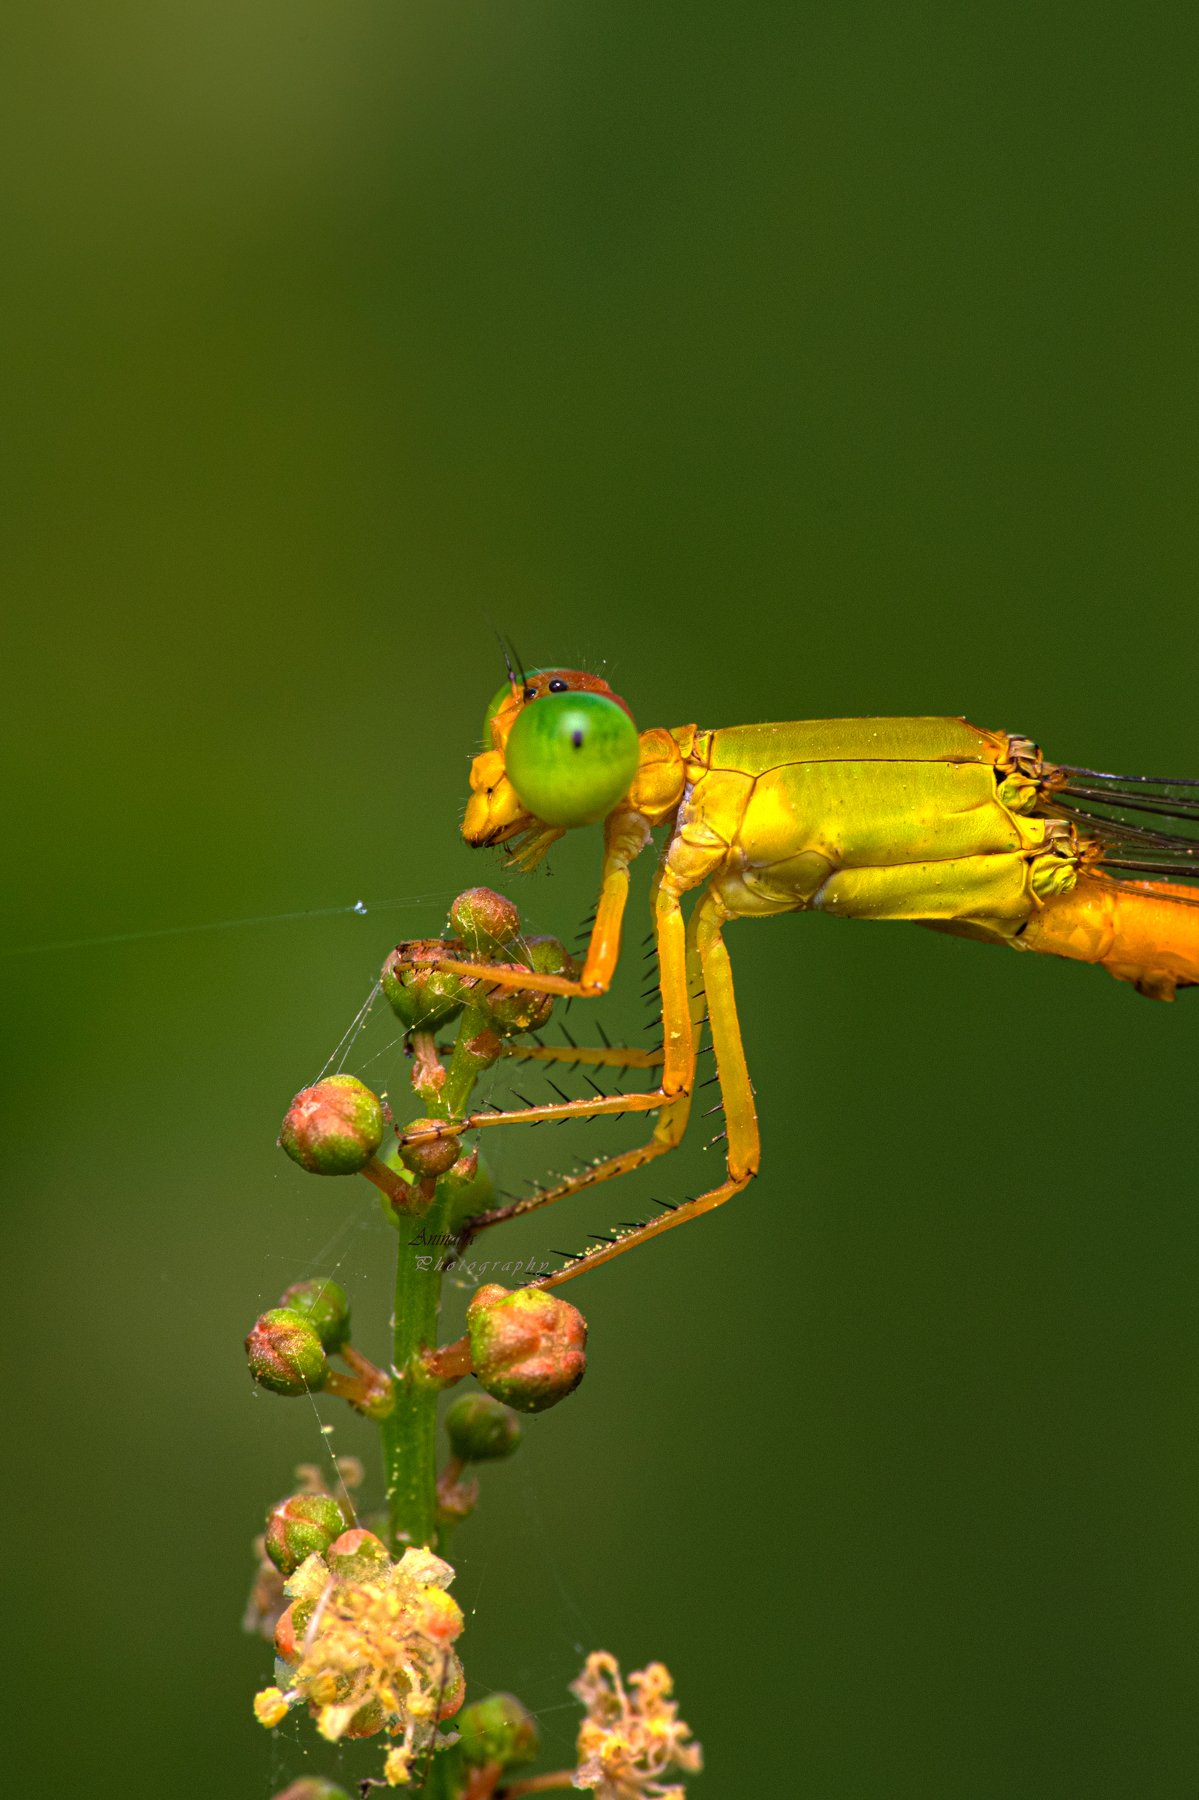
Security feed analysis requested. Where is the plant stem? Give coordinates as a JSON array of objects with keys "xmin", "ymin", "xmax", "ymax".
[
  {"xmin": 442, "ymin": 1002, "xmax": 497, "ymax": 1117},
  {"xmin": 381, "ymin": 1190, "xmax": 447, "ymax": 1550},
  {"xmin": 380, "ymin": 1004, "xmax": 495, "ymax": 1553}
]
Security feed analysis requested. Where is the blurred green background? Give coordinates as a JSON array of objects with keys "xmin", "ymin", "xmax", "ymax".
[{"xmin": 4, "ymin": 4, "xmax": 1198, "ymax": 1795}]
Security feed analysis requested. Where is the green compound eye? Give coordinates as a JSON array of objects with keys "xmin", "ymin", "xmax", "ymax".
[{"xmin": 505, "ymin": 691, "xmax": 640, "ymax": 828}]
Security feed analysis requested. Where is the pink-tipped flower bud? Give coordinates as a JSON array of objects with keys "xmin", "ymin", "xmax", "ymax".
[
  {"xmin": 484, "ymin": 937, "xmax": 578, "ymax": 1037},
  {"xmin": 380, "ymin": 941, "xmax": 468, "ymax": 1032},
  {"xmin": 466, "ymin": 1285, "xmax": 587, "ymax": 1413},
  {"xmin": 398, "ymin": 1119, "xmax": 462, "ymax": 1180},
  {"xmin": 264, "ymin": 1492, "xmax": 346, "ymax": 1576},
  {"xmin": 279, "ymin": 1076, "xmax": 386, "ymax": 1176},
  {"xmin": 435, "ymin": 1464, "xmax": 479, "ymax": 1526},
  {"xmin": 457, "ymin": 1691, "xmax": 540, "ymax": 1772},
  {"xmin": 245, "ymin": 1308, "xmax": 328, "ymax": 1396},
  {"xmin": 273, "ymin": 1597, "xmax": 311, "ymax": 1663},
  {"xmin": 277, "ymin": 1277, "xmax": 351, "ymax": 1352},
  {"xmin": 324, "ymin": 1527, "xmax": 391, "ymax": 1583},
  {"xmin": 444, "ymin": 1392, "xmax": 523, "ymax": 1462},
  {"xmin": 449, "ymin": 886, "xmax": 521, "ymax": 955}
]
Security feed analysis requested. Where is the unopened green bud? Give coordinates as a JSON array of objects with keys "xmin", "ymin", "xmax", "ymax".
[
  {"xmin": 277, "ymin": 1278, "xmax": 351, "ymax": 1352},
  {"xmin": 439, "ymin": 1149, "xmax": 496, "ymax": 1232},
  {"xmin": 264, "ymin": 1492, "xmax": 346, "ymax": 1575},
  {"xmin": 484, "ymin": 983, "xmax": 552, "ymax": 1037},
  {"xmin": 445, "ymin": 1392, "xmax": 522, "ymax": 1462},
  {"xmin": 381, "ymin": 941, "xmax": 467, "ymax": 1032},
  {"xmin": 324, "ymin": 1527, "xmax": 390, "ymax": 1582},
  {"xmin": 279, "ymin": 1076, "xmax": 386, "ymax": 1175},
  {"xmin": 482, "ymin": 935, "xmax": 578, "ymax": 1036},
  {"xmin": 466, "ymin": 1284, "xmax": 587, "ymax": 1413},
  {"xmin": 449, "ymin": 887, "xmax": 521, "ymax": 955},
  {"xmin": 398, "ymin": 1119, "xmax": 462, "ymax": 1180},
  {"xmin": 246, "ymin": 1308, "xmax": 328, "ymax": 1396},
  {"xmin": 525, "ymin": 934, "xmax": 575, "ymax": 979},
  {"xmin": 457, "ymin": 1692, "xmax": 540, "ymax": 1772}
]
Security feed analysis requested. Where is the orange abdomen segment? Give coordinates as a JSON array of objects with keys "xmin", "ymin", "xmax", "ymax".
[{"xmin": 1021, "ymin": 873, "xmax": 1199, "ymax": 1000}]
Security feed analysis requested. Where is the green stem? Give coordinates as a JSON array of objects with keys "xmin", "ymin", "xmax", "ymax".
[
  {"xmin": 442, "ymin": 1003, "xmax": 498, "ymax": 1116},
  {"xmin": 381, "ymin": 1191, "xmax": 447, "ymax": 1550},
  {"xmin": 380, "ymin": 1005, "xmax": 496, "ymax": 1553}
]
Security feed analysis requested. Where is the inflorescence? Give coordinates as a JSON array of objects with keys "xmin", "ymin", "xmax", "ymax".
[{"xmin": 245, "ymin": 888, "xmax": 699, "ymax": 1795}]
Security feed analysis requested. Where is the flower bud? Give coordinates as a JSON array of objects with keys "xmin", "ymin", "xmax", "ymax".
[
  {"xmin": 274, "ymin": 1596, "xmax": 314, "ymax": 1663},
  {"xmin": 439, "ymin": 1149, "xmax": 496, "ymax": 1233},
  {"xmin": 398, "ymin": 1119, "xmax": 462, "ymax": 1180},
  {"xmin": 449, "ymin": 887, "xmax": 521, "ymax": 955},
  {"xmin": 264, "ymin": 1492, "xmax": 346, "ymax": 1576},
  {"xmin": 488, "ymin": 935, "xmax": 578, "ymax": 1035},
  {"xmin": 435, "ymin": 1464, "xmax": 479, "ymax": 1526},
  {"xmin": 483, "ymin": 981, "xmax": 553, "ymax": 1037},
  {"xmin": 444, "ymin": 1392, "xmax": 523, "ymax": 1462},
  {"xmin": 483, "ymin": 935, "xmax": 578, "ymax": 1036},
  {"xmin": 277, "ymin": 1278, "xmax": 351, "ymax": 1352},
  {"xmin": 381, "ymin": 941, "xmax": 467, "ymax": 1032},
  {"xmin": 466, "ymin": 1285, "xmax": 587, "ymax": 1413},
  {"xmin": 457, "ymin": 1691, "xmax": 540, "ymax": 1772},
  {"xmin": 246, "ymin": 1309, "xmax": 328, "ymax": 1395},
  {"xmin": 323, "ymin": 1527, "xmax": 390, "ymax": 1583},
  {"xmin": 525, "ymin": 934, "xmax": 575, "ymax": 979},
  {"xmin": 279, "ymin": 1076, "xmax": 386, "ymax": 1176}
]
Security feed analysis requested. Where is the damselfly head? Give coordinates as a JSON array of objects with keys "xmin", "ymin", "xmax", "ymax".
[{"xmin": 465, "ymin": 667, "xmax": 640, "ymax": 863}]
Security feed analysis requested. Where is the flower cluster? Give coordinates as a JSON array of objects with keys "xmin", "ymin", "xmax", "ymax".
[
  {"xmin": 253, "ymin": 1529, "xmax": 465, "ymax": 1788},
  {"xmin": 250, "ymin": 884, "xmax": 704, "ymax": 1795},
  {"xmin": 571, "ymin": 1653, "xmax": 702, "ymax": 1800}
]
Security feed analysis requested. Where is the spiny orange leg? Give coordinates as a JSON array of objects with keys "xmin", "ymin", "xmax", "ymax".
[
  {"xmin": 457, "ymin": 1093, "xmax": 692, "ymax": 1252},
  {"xmin": 456, "ymin": 914, "xmax": 708, "ymax": 1249},
  {"xmin": 393, "ymin": 815, "xmax": 648, "ymax": 1005},
  {"xmin": 394, "ymin": 878, "xmax": 695, "ymax": 1152},
  {"xmin": 529, "ymin": 886, "xmax": 759, "ymax": 1291},
  {"xmin": 437, "ymin": 1037, "xmax": 664, "ymax": 1072},
  {"xmin": 400, "ymin": 1087, "xmax": 662, "ymax": 1142},
  {"xmin": 426, "ymin": 1033, "xmax": 670, "ymax": 1245}
]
